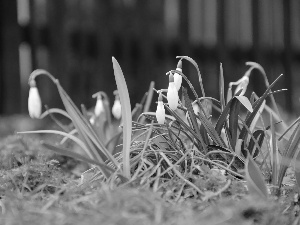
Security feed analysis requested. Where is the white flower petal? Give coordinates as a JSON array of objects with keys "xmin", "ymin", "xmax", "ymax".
[
  {"xmin": 167, "ymin": 82, "xmax": 179, "ymax": 110},
  {"xmin": 156, "ymin": 101, "xmax": 165, "ymax": 124},
  {"xmin": 89, "ymin": 116, "xmax": 95, "ymax": 125},
  {"xmin": 112, "ymin": 99, "xmax": 122, "ymax": 119},
  {"xmin": 28, "ymin": 87, "xmax": 42, "ymax": 119},
  {"xmin": 234, "ymin": 76, "xmax": 249, "ymax": 96},
  {"xmin": 174, "ymin": 68, "xmax": 182, "ymax": 91},
  {"xmin": 94, "ymin": 98, "xmax": 104, "ymax": 116}
]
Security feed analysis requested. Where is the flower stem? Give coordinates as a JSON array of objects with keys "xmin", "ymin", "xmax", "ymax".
[{"xmin": 29, "ymin": 69, "xmax": 58, "ymax": 84}]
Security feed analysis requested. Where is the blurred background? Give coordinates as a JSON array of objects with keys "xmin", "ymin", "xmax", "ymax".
[{"xmin": 0, "ymin": 0, "xmax": 300, "ymax": 117}]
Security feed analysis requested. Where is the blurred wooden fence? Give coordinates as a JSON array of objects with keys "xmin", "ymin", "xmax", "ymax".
[{"xmin": 1, "ymin": 0, "xmax": 300, "ymax": 116}]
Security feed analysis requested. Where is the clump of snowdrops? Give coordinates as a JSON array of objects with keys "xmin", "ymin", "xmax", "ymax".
[{"xmin": 22, "ymin": 56, "xmax": 300, "ymax": 201}]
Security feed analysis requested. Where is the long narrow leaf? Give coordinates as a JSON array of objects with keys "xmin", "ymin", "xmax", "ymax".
[
  {"xmin": 245, "ymin": 156, "xmax": 268, "ymax": 199},
  {"xmin": 41, "ymin": 141, "xmax": 115, "ymax": 179},
  {"xmin": 112, "ymin": 57, "xmax": 132, "ymax": 179},
  {"xmin": 239, "ymin": 75, "xmax": 283, "ymax": 143},
  {"xmin": 219, "ymin": 63, "xmax": 225, "ymax": 111},
  {"xmin": 215, "ymin": 99, "xmax": 233, "ymax": 135},
  {"xmin": 270, "ymin": 113, "xmax": 278, "ymax": 185},
  {"xmin": 56, "ymin": 83, "xmax": 118, "ymax": 166},
  {"xmin": 229, "ymin": 98, "xmax": 241, "ymax": 150},
  {"xmin": 235, "ymin": 96, "xmax": 253, "ymax": 113},
  {"xmin": 278, "ymin": 115, "xmax": 300, "ymax": 141},
  {"xmin": 294, "ymin": 148, "xmax": 300, "ymax": 189},
  {"xmin": 246, "ymin": 130, "xmax": 265, "ymax": 158},
  {"xmin": 140, "ymin": 81, "xmax": 155, "ymax": 124},
  {"xmin": 165, "ymin": 105, "xmax": 204, "ymax": 147},
  {"xmin": 277, "ymin": 123, "xmax": 300, "ymax": 187},
  {"xmin": 195, "ymin": 106, "xmax": 226, "ymax": 148},
  {"xmin": 40, "ymin": 108, "xmax": 72, "ymax": 120},
  {"xmin": 18, "ymin": 130, "xmax": 93, "ymax": 159},
  {"xmin": 182, "ymin": 87, "xmax": 206, "ymax": 150}
]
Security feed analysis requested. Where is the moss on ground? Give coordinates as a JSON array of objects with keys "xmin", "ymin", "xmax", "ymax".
[{"xmin": 0, "ymin": 120, "xmax": 298, "ymax": 225}]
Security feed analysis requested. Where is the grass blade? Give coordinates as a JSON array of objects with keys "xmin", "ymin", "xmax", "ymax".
[
  {"xmin": 112, "ymin": 57, "xmax": 132, "ymax": 179},
  {"xmin": 141, "ymin": 112, "xmax": 175, "ymax": 124},
  {"xmin": 219, "ymin": 63, "xmax": 225, "ymax": 111},
  {"xmin": 165, "ymin": 105, "xmax": 203, "ymax": 147},
  {"xmin": 270, "ymin": 113, "xmax": 278, "ymax": 185}
]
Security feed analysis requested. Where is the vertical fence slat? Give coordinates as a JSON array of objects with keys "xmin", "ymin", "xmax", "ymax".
[
  {"xmin": 217, "ymin": 0, "xmax": 226, "ymax": 63},
  {"xmin": 0, "ymin": 0, "xmax": 21, "ymax": 114},
  {"xmin": 283, "ymin": 0, "xmax": 293, "ymax": 112},
  {"xmin": 251, "ymin": 0, "xmax": 265, "ymax": 96}
]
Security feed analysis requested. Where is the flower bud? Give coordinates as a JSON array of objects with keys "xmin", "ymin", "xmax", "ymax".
[
  {"xmin": 156, "ymin": 94, "xmax": 165, "ymax": 124},
  {"xmin": 112, "ymin": 98, "xmax": 122, "ymax": 119},
  {"xmin": 28, "ymin": 80, "xmax": 42, "ymax": 119},
  {"xmin": 167, "ymin": 73, "xmax": 179, "ymax": 110}
]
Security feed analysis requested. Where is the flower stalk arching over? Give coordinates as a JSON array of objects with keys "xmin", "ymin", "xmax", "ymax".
[
  {"xmin": 28, "ymin": 80, "xmax": 42, "ymax": 119},
  {"xmin": 156, "ymin": 92, "xmax": 165, "ymax": 124},
  {"xmin": 167, "ymin": 73, "xmax": 179, "ymax": 110},
  {"xmin": 174, "ymin": 60, "xmax": 182, "ymax": 91},
  {"xmin": 112, "ymin": 91, "xmax": 122, "ymax": 119}
]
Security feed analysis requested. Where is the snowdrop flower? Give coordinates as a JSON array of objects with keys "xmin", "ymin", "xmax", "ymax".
[
  {"xmin": 173, "ymin": 60, "xmax": 182, "ymax": 91},
  {"xmin": 192, "ymin": 102, "xmax": 200, "ymax": 115},
  {"xmin": 229, "ymin": 74, "xmax": 250, "ymax": 96},
  {"xmin": 28, "ymin": 80, "xmax": 42, "ymax": 119},
  {"xmin": 112, "ymin": 93, "xmax": 122, "ymax": 119},
  {"xmin": 167, "ymin": 73, "xmax": 179, "ymax": 110},
  {"xmin": 89, "ymin": 115, "xmax": 95, "ymax": 125},
  {"xmin": 93, "ymin": 93, "xmax": 104, "ymax": 116},
  {"xmin": 156, "ymin": 93, "xmax": 165, "ymax": 124},
  {"xmin": 235, "ymin": 76, "xmax": 249, "ymax": 96}
]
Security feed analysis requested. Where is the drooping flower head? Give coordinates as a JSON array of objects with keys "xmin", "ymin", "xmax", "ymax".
[
  {"xmin": 28, "ymin": 79, "xmax": 42, "ymax": 119},
  {"xmin": 93, "ymin": 92, "xmax": 104, "ymax": 117},
  {"xmin": 112, "ymin": 91, "xmax": 122, "ymax": 120},
  {"xmin": 229, "ymin": 70, "xmax": 251, "ymax": 97},
  {"xmin": 156, "ymin": 92, "xmax": 165, "ymax": 124},
  {"xmin": 174, "ymin": 60, "xmax": 182, "ymax": 91},
  {"xmin": 167, "ymin": 73, "xmax": 179, "ymax": 110},
  {"xmin": 234, "ymin": 75, "xmax": 249, "ymax": 96}
]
